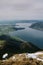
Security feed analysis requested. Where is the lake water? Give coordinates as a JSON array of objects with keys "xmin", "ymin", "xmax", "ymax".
[{"xmin": 9, "ymin": 23, "xmax": 43, "ymax": 49}]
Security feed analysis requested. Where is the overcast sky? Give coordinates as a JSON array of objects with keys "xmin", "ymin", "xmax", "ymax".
[{"xmin": 0, "ymin": 0, "xmax": 43, "ymax": 20}]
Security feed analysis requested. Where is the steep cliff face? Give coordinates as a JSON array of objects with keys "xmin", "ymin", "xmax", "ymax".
[{"xmin": 30, "ymin": 22, "xmax": 43, "ymax": 31}]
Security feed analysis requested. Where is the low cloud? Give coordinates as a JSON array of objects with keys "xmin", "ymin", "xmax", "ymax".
[{"xmin": 0, "ymin": 0, "xmax": 43, "ymax": 20}]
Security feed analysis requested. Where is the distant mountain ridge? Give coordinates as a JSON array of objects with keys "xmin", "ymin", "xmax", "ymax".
[
  {"xmin": 30, "ymin": 22, "xmax": 43, "ymax": 31},
  {"xmin": 0, "ymin": 20, "xmax": 43, "ymax": 24}
]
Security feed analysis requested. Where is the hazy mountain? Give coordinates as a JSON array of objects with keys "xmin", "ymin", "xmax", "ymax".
[
  {"xmin": 0, "ymin": 20, "xmax": 43, "ymax": 24},
  {"xmin": 30, "ymin": 22, "xmax": 43, "ymax": 31}
]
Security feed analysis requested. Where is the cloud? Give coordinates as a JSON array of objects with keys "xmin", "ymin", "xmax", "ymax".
[{"xmin": 0, "ymin": 0, "xmax": 43, "ymax": 20}]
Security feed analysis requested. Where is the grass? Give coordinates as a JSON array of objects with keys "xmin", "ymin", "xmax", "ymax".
[
  {"xmin": 0, "ymin": 40, "xmax": 6, "ymax": 49},
  {"xmin": 0, "ymin": 35, "xmax": 41, "ymax": 60},
  {"xmin": 0, "ymin": 35, "xmax": 43, "ymax": 65}
]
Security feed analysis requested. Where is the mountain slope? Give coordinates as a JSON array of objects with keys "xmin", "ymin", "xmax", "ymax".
[
  {"xmin": 0, "ymin": 35, "xmax": 40, "ymax": 59},
  {"xmin": 30, "ymin": 22, "xmax": 43, "ymax": 31}
]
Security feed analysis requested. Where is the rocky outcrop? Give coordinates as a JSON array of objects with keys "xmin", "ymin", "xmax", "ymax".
[{"xmin": 0, "ymin": 51, "xmax": 43, "ymax": 65}]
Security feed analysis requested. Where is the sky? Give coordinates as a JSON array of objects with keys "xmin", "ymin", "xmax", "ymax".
[{"xmin": 0, "ymin": 0, "xmax": 43, "ymax": 20}]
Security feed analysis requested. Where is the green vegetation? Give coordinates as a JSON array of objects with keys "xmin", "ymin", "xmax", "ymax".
[
  {"xmin": 0, "ymin": 40, "xmax": 6, "ymax": 49},
  {"xmin": 0, "ymin": 35, "xmax": 40, "ymax": 60},
  {"xmin": 0, "ymin": 25, "xmax": 25, "ymax": 35}
]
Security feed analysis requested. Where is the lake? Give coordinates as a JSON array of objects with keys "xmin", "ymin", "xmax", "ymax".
[{"xmin": 9, "ymin": 23, "xmax": 43, "ymax": 49}]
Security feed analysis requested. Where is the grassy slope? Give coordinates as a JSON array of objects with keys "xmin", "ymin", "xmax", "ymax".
[
  {"xmin": 0, "ymin": 35, "xmax": 41, "ymax": 59},
  {"xmin": 0, "ymin": 35, "xmax": 43, "ymax": 65}
]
